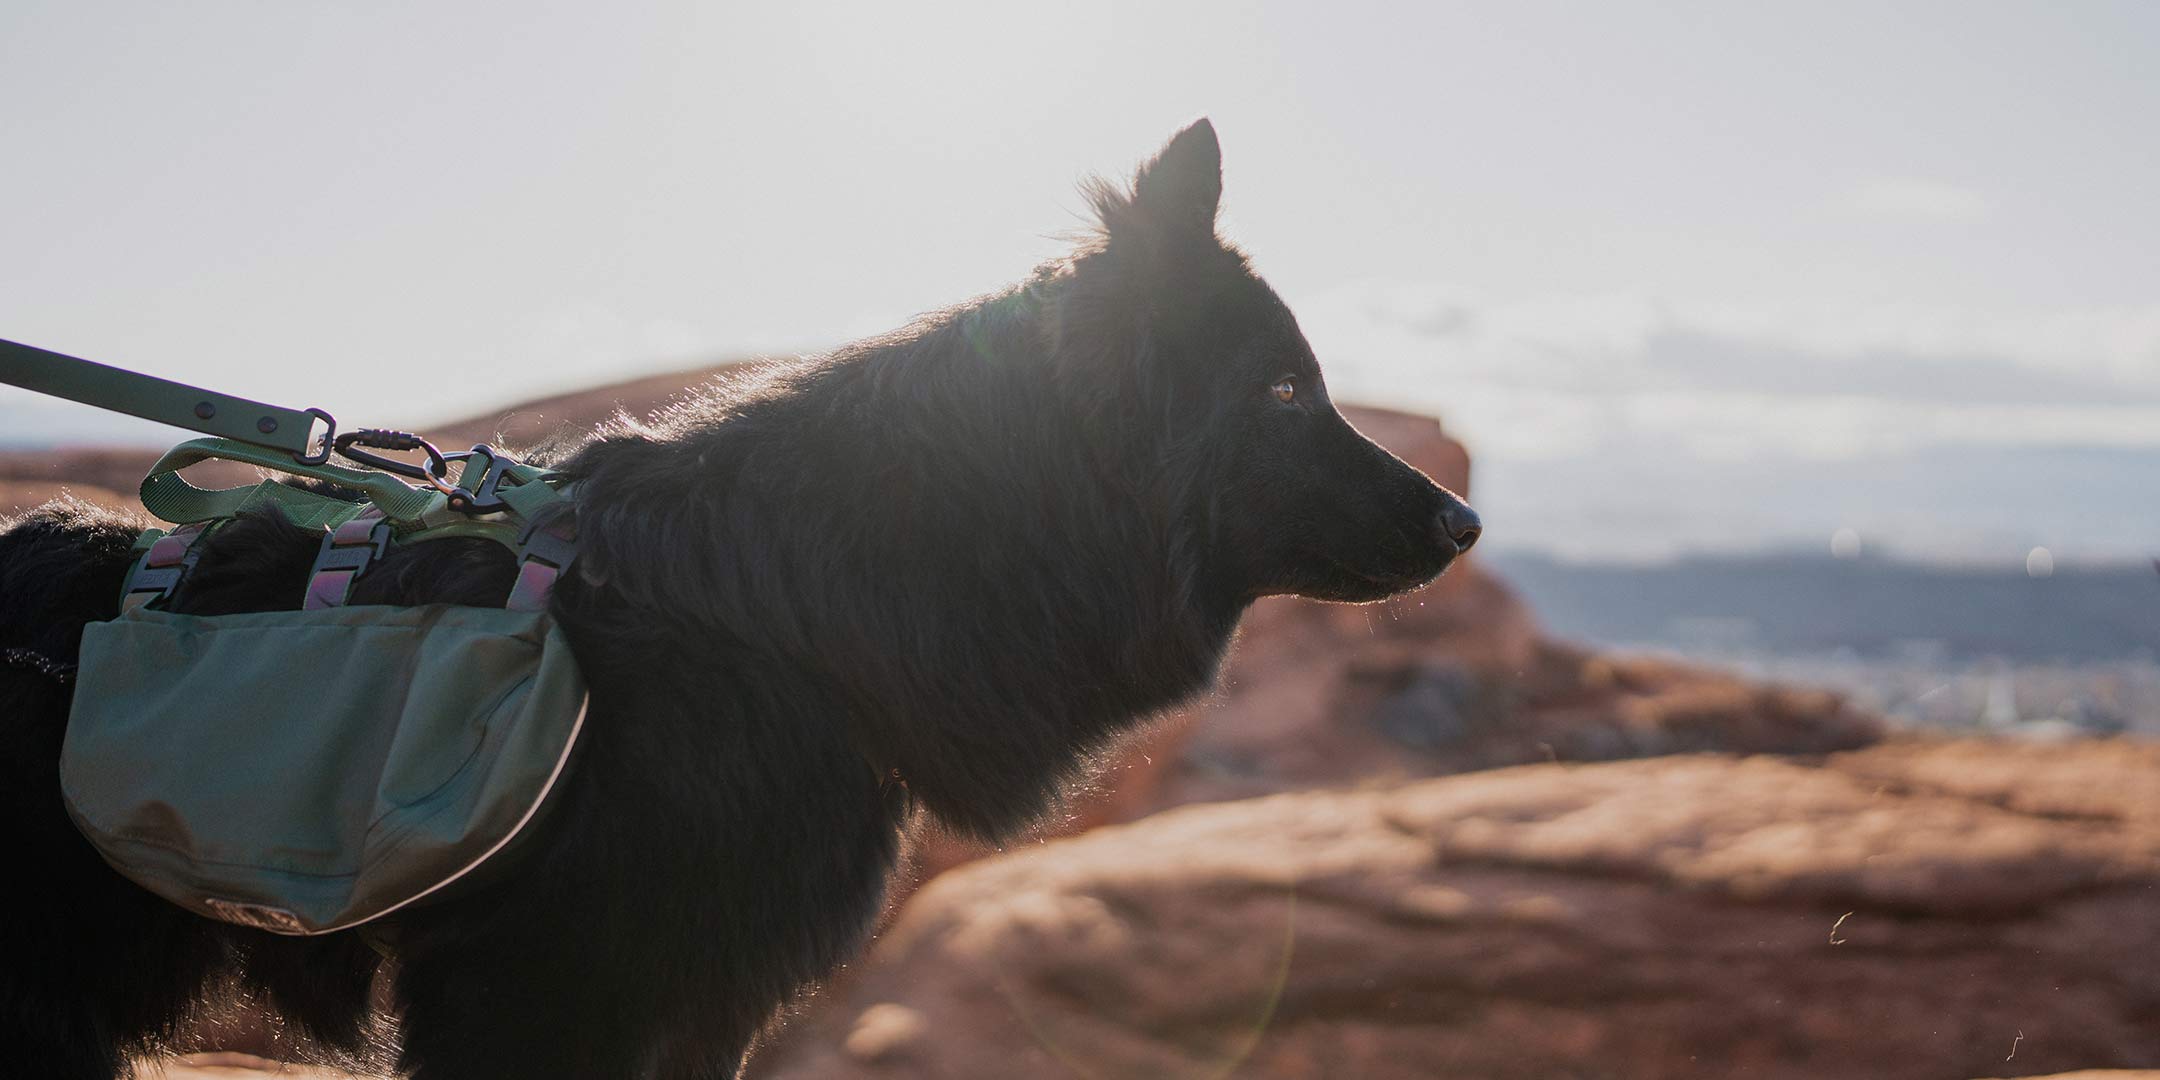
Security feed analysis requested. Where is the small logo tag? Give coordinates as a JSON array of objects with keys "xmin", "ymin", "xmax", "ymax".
[{"xmin": 203, "ymin": 897, "xmax": 309, "ymax": 934}]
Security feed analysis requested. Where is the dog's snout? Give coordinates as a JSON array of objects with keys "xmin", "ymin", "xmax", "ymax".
[{"xmin": 1436, "ymin": 494, "xmax": 1481, "ymax": 555}]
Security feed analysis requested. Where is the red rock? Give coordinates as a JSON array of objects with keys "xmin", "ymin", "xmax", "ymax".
[
  {"xmin": 751, "ymin": 741, "xmax": 2160, "ymax": 1080},
  {"xmin": 145, "ymin": 1052, "xmax": 362, "ymax": 1078},
  {"xmin": 0, "ymin": 447, "xmax": 163, "ymax": 504},
  {"xmin": 1986, "ymin": 1073, "xmax": 2160, "ymax": 1080},
  {"xmin": 1, "ymin": 479, "xmax": 130, "ymax": 519}
]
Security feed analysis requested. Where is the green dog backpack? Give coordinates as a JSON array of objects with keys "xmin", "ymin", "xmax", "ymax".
[{"xmin": 5, "ymin": 337, "xmax": 591, "ymax": 934}]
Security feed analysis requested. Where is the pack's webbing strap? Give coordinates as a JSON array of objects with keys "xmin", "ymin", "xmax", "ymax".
[
  {"xmin": 119, "ymin": 435, "xmax": 578, "ymax": 612},
  {"xmin": 140, "ymin": 438, "xmax": 444, "ymax": 527},
  {"xmin": 506, "ymin": 514, "xmax": 577, "ymax": 612},
  {"xmin": 483, "ymin": 460, "xmax": 564, "ymax": 520},
  {"xmin": 303, "ymin": 506, "xmax": 578, "ymax": 613},
  {"xmin": 114, "ymin": 483, "xmax": 376, "ymax": 609},
  {"xmin": 120, "ymin": 523, "xmax": 210, "ymax": 611},
  {"xmin": 0, "ymin": 338, "xmax": 326, "ymax": 458},
  {"xmin": 305, "ymin": 508, "xmax": 391, "ymax": 610},
  {"xmin": 421, "ymin": 443, "xmax": 561, "ymax": 519}
]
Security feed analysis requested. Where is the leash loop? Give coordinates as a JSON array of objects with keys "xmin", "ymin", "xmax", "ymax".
[{"xmin": 296, "ymin": 408, "xmax": 338, "ymax": 465}]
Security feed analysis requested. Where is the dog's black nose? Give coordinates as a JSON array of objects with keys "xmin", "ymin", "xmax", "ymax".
[{"xmin": 1436, "ymin": 495, "xmax": 1481, "ymax": 555}]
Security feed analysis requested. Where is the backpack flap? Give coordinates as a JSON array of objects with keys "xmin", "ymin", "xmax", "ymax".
[{"xmin": 60, "ymin": 604, "xmax": 587, "ymax": 934}]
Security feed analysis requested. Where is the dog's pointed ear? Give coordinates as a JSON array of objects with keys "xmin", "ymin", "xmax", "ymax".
[
  {"xmin": 1130, "ymin": 118, "xmax": 1222, "ymax": 233},
  {"xmin": 1089, "ymin": 119, "xmax": 1223, "ymax": 244}
]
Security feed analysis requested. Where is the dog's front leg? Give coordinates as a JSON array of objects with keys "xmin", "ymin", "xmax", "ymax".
[{"xmin": 386, "ymin": 677, "xmax": 906, "ymax": 1079}]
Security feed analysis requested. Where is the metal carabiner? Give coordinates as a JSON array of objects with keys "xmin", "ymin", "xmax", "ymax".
[{"xmin": 333, "ymin": 429, "xmax": 454, "ymax": 487}]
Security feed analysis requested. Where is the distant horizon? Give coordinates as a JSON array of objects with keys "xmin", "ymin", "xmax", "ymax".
[{"xmin": 1489, "ymin": 541, "xmax": 2158, "ymax": 574}]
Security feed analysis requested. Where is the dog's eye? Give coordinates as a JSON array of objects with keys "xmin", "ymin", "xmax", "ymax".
[{"xmin": 1271, "ymin": 377, "xmax": 1297, "ymax": 404}]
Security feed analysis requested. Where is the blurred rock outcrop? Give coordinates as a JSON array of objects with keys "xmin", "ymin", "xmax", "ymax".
[
  {"xmin": 753, "ymin": 739, "xmax": 2160, "ymax": 1080},
  {"xmin": 1, "ymin": 450, "xmax": 136, "ymax": 518}
]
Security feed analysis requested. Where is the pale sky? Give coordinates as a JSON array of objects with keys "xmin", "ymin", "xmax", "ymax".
[{"xmin": 3, "ymin": 2, "xmax": 2156, "ymax": 561}]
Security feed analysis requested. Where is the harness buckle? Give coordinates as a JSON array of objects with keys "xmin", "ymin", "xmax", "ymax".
[
  {"xmin": 505, "ymin": 515, "xmax": 577, "ymax": 612},
  {"xmin": 121, "ymin": 565, "xmax": 185, "ymax": 609},
  {"xmin": 304, "ymin": 512, "xmax": 394, "ymax": 610},
  {"xmin": 120, "ymin": 524, "xmax": 210, "ymax": 611},
  {"xmin": 441, "ymin": 445, "xmax": 515, "ymax": 515}
]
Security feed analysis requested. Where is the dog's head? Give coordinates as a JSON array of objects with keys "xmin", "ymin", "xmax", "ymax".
[{"xmin": 1053, "ymin": 119, "xmax": 1479, "ymax": 604}]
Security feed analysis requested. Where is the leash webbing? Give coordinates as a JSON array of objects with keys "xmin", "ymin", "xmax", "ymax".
[
  {"xmin": 0, "ymin": 337, "xmax": 331, "ymax": 461},
  {"xmin": 139, "ymin": 438, "xmax": 445, "ymax": 526}
]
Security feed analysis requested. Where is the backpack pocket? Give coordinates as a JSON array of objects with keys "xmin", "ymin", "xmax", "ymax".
[{"xmin": 62, "ymin": 603, "xmax": 586, "ymax": 934}]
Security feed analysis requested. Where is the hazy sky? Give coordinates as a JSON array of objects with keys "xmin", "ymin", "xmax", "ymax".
[{"xmin": 3, "ymin": 2, "xmax": 2156, "ymax": 561}]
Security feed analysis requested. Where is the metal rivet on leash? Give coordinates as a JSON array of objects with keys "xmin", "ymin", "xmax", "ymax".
[
  {"xmin": 194, "ymin": 401, "xmax": 216, "ymax": 419},
  {"xmin": 257, "ymin": 416, "xmax": 278, "ymax": 434}
]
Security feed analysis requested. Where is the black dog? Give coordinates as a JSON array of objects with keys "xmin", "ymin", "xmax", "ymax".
[{"xmin": 0, "ymin": 120, "xmax": 1479, "ymax": 1079}]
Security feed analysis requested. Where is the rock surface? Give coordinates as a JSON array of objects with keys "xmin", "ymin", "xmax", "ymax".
[
  {"xmin": 751, "ymin": 739, "xmax": 2160, "ymax": 1080},
  {"xmin": 1982, "ymin": 1074, "xmax": 2160, "ymax": 1080},
  {"xmin": 143, "ymin": 1053, "xmax": 360, "ymax": 1079}
]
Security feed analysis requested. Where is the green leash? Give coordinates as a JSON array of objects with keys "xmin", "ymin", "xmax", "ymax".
[
  {"xmin": 0, "ymin": 335, "xmax": 578, "ymax": 609},
  {"xmin": 0, "ymin": 335, "xmax": 567, "ymax": 529},
  {"xmin": 0, "ymin": 337, "xmax": 336, "ymax": 462}
]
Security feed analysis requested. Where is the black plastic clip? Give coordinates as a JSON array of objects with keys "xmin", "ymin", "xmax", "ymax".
[{"xmin": 442, "ymin": 445, "xmax": 514, "ymax": 515}]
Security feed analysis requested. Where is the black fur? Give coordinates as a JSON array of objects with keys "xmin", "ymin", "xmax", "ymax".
[{"xmin": 0, "ymin": 120, "xmax": 1477, "ymax": 1079}]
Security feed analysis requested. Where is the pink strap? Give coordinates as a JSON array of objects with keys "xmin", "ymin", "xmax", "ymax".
[
  {"xmin": 121, "ymin": 524, "xmax": 207, "ymax": 611},
  {"xmin": 304, "ymin": 570, "xmax": 358, "ymax": 611},
  {"xmin": 504, "ymin": 518, "xmax": 576, "ymax": 612},
  {"xmin": 303, "ymin": 509, "xmax": 388, "ymax": 610},
  {"xmin": 505, "ymin": 561, "xmax": 559, "ymax": 612}
]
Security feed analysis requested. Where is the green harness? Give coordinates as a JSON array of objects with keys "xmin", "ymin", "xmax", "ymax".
[{"xmin": 3, "ymin": 338, "xmax": 589, "ymax": 934}]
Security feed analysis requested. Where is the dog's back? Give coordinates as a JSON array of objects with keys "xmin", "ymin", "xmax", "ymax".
[{"xmin": 0, "ymin": 501, "xmax": 242, "ymax": 1077}]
